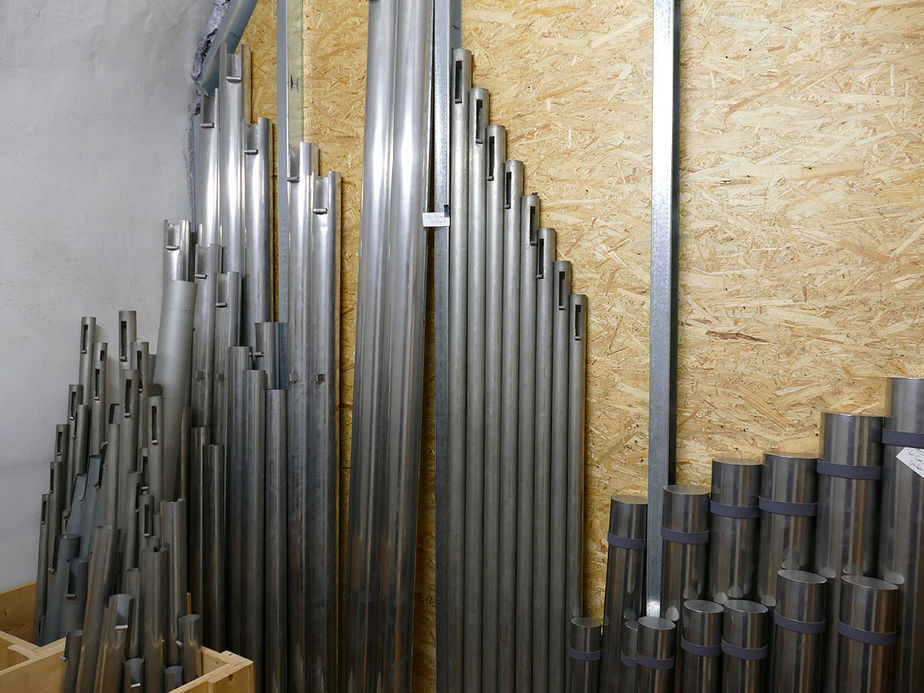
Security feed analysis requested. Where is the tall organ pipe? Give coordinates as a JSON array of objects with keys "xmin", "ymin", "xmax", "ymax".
[
  {"xmin": 344, "ymin": 0, "xmax": 432, "ymax": 688},
  {"xmin": 837, "ymin": 575, "xmax": 898, "ymax": 693},
  {"xmin": 265, "ymin": 390, "xmax": 288, "ymax": 693},
  {"xmin": 242, "ymin": 369, "xmax": 266, "ymax": 684},
  {"xmin": 566, "ymin": 293, "xmax": 587, "ymax": 621},
  {"xmin": 191, "ymin": 244, "xmax": 220, "ymax": 428},
  {"xmin": 679, "ymin": 599, "xmax": 722, "ymax": 693},
  {"xmin": 243, "ymin": 117, "xmax": 273, "ymax": 348},
  {"xmin": 770, "ymin": 569, "xmax": 826, "ymax": 693},
  {"xmin": 217, "ymin": 47, "xmax": 250, "ymax": 271},
  {"xmin": 660, "ymin": 484, "xmax": 709, "ymax": 621},
  {"xmin": 195, "ymin": 94, "xmax": 219, "ymax": 247},
  {"xmin": 708, "ymin": 457, "xmax": 761, "ymax": 604}
]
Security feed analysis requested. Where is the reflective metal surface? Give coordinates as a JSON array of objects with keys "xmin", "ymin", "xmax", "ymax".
[
  {"xmin": 770, "ymin": 569, "xmax": 826, "ymax": 693},
  {"xmin": 242, "ymin": 369, "xmax": 266, "ymax": 683},
  {"xmin": 660, "ymin": 484, "xmax": 709, "ymax": 621},
  {"xmin": 636, "ymin": 615, "xmax": 675, "ymax": 692},
  {"xmin": 243, "ymin": 117, "xmax": 272, "ymax": 347},
  {"xmin": 191, "ymin": 244, "xmax": 220, "ymax": 429},
  {"xmin": 567, "ymin": 617, "xmax": 601, "ymax": 693},
  {"xmin": 679, "ymin": 599, "xmax": 722, "ymax": 693},
  {"xmin": 838, "ymin": 575, "xmax": 898, "ymax": 693},
  {"xmin": 218, "ymin": 47, "xmax": 249, "ymax": 272},
  {"xmin": 203, "ymin": 444, "xmax": 226, "ymax": 649},
  {"xmin": 567, "ymin": 293, "xmax": 587, "ymax": 623},
  {"xmin": 709, "ymin": 457, "xmax": 761, "ymax": 604},
  {"xmin": 721, "ymin": 599, "xmax": 768, "ymax": 693},
  {"xmin": 617, "ymin": 619, "xmax": 640, "ymax": 693},
  {"xmin": 265, "ymin": 390, "xmax": 288, "ymax": 693}
]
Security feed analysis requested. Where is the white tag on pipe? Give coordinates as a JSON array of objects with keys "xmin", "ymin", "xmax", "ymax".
[{"xmin": 897, "ymin": 447, "xmax": 924, "ymax": 478}]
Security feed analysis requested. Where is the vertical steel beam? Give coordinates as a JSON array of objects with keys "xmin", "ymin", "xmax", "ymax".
[{"xmin": 647, "ymin": 0, "xmax": 681, "ymax": 617}]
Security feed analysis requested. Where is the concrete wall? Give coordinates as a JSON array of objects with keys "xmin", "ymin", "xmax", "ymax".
[{"xmin": 0, "ymin": 0, "xmax": 214, "ymax": 590}]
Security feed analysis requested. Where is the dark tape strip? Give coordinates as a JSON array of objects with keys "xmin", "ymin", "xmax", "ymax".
[
  {"xmin": 680, "ymin": 636, "xmax": 721, "ymax": 657},
  {"xmin": 608, "ymin": 531, "xmax": 647, "ymax": 551},
  {"xmin": 773, "ymin": 611, "xmax": 826, "ymax": 635},
  {"xmin": 661, "ymin": 526, "xmax": 710, "ymax": 545},
  {"xmin": 635, "ymin": 653, "xmax": 675, "ymax": 670},
  {"xmin": 758, "ymin": 496, "xmax": 817, "ymax": 517},
  {"xmin": 721, "ymin": 640, "xmax": 768, "ymax": 661},
  {"xmin": 882, "ymin": 429, "xmax": 924, "ymax": 449},
  {"xmin": 569, "ymin": 647, "xmax": 602, "ymax": 662},
  {"xmin": 710, "ymin": 500, "xmax": 760, "ymax": 519},
  {"xmin": 816, "ymin": 460, "xmax": 882, "ymax": 481},
  {"xmin": 620, "ymin": 652, "xmax": 637, "ymax": 668},
  {"xmin": 837, "ymin": 620, "xmax": 898, "ymax": 647}
]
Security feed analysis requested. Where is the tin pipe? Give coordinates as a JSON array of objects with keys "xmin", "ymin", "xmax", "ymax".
[
  {"xmin": 95, "ymin": 593, "xmax": 133, "ymax": 693},
  {"xmin": 45, "ymin": 534, "xmax": 81, "ymax": 642},
  {"xmin": 497, "ymin": 157, "xmax": 523, "ymax": 693},
  {"xmin": 660, "ymin": 484, "xmax": 709, "ymax": 621},
  {"xmin": 165, "ymin": 666, "xmax": 185, "ymax": 691},
  {"xmin": 188, "ymin": 427, "xmax": 208, "ymax": 616},
  {"xmin": 344, "ymin": 0, "xmax": 432, "ymax": 686},
  {"xmin": 618, "ymin": 619, "xmax": 640, "ymax": 693},
  {"xmin": 636, "ymin": 616, "xmax": 675, "ymax": 692},
  {"xmin": 59, "ymin": 558, "xmax": 90, "ymax": 635},
  {"xmin": 72, "ymin": 403, "xmax": 91, "ymax": 492},
  {"xmin": 123, "ymin": 472, "xmax": 143, "ymax": 573},
  {"xmin": 878, "ymin": 376, "xmax": 924, "ymax": 691},
  {"xmin": 76, "ymin": 525, "xmax": 120, "ymax": 693},
  {"xmin": 65, "ymin": 387, "xmax": 82, "ymax": 504},
  {"xmin": 757, "ymin": 453, "xmax": 817, "ymax": 607},
  {"xmin": 212, "ymin": 271, "xmax": 242, "ymax": 450},
  {"xmin": 306, "ymin": 170, "xmax": 340, "ymax": 691},
  {"xmin": 131, "ymin": 342, "xmax": 151, "ymax": 451},
  {"xmin": 770, "ymin": 569, "xmax": 826, "ymax": 692},
  {"xmin": 78, "ymin": 317, "xmax": 96, "ymax": 406},
  {"xmin": 679, "ymin": 599, "xmax": 722, "ymax": 693},
  {"xmin": 34, "ymin": 493, "xmax": 50, "ymax": 641},
  {"xmin": 196, "ymin": 94, "xmax": 219, "ymax": 247},
  {"xmin": 163, "ymin": 220, "xmax": 192, "ymax": 283},
  {"xmin": 154, "ymin": 279, "xmax": 197, "ymax": 502},
  {"xmin": 566, "ymin": 617, "xmax": 601, "ymax": 693},
  {"xmin": 265, "ymin": 390, "xmax": 288, "ymax": 693},
  {"xmin": 815, "ymin": 412, "xmax": 882, "ymax": 693},
  {"xmin": 102, "ymin": 421, "xmax": 120, "ymax": 526},
  {"xmin": 567, "ymin": 293, "xmax": 587, "ymax": 622},
  {"xmin": 709, "ymin": 457, "xmax": 761, "ymax": 604},
  {"xmin": 218, "ymin": 47, "xmax": 249, "ymax": 271},
  {"xmin": 192, "ymin": 244, "xmax": 220, "ymax": 428},
  {"xmin": 464, "ymin": 85, "xmax": 489, "ymax": 693},
  {"xmin": 515, "ymin": 192, "xmax": 540, "ymax": 690},
  {"xmin": 481, "ymin": 123, "xmax": 506, "ymax": 692},
  {"xmin": 118, "ymin": 311, "xmax": 137, "ymax": 369},
  {"xmin": 146, "ymin": 395, "xmax": 165, "ymax": 505},
  {"xmin": 600, "ymin": 494, "xmax": 647, "ymax": 691},
  {"xmin": 837, "ymin": 575, "xmax": 898, "ymax": 693},
  {"xmin": 444, "ymin": 47, "xmax": 470, "ymax": 693},
  {"xmin": 721, "ymin": 599, "xmax": 768, "ymax": 693},
  {"xmin": 203, "ymin": 444, "xmax": 226, "ymax": 649},
  {"xmin": 180, "ymin": 614, "xmax": 203, "ymax": 682},
  {"xmin": 89, "ymin": 342, "xmax": 108, "ymax": 456},
  {"xmin": 226, "ymin": 346, "xmax": 250, "ymax": 653},
  {"xmin": 161, "ymin": 500, "xmax": 188, "ymax": 666},
  {"xmin": 118, "ymin": 370, "xmax": 141, "ymax": 540},
  {"xmin": 286, "ymin": 140, "xmax": 317, "ymax": 693},
  {"xmin": 243, "ymin": 118, "xmax": 272, "ymax": 347},
  {"xmin": 123, "ymin": 568, "xmax": 143, "ymax": 659},
  {"xmin": 141, "ymin": 545, "xmax": 168, "ymax": 693},
  {"xmin": 49, "ymin": 457, "xmax": 65, "ymax": 571},
  {"xmin": 123, "ymin": 658, "xmax": 143, "ymax": 692},
  {"xmin": 242, "ymin": 369, "xmax": 266, "ymax": 681},
  {"xmin": 547, "ymin": 260, "xmax": 571, "ymax": 693},
  {"xmin": 254, "ymin": 321, "xmax": 287, "ymax": 390},
  {"xmin": 62, "ymin": 629, "xmax": 84, "ymax": 693}
]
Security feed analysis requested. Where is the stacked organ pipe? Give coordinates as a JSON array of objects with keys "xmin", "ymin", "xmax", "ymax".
[
  {"xmin": 32, "ymin": 43, "xmax": 342, "ymax": 693},
  {"xmin": 436, "ymin": 44, "xmax": 590, "ymax": 693}
]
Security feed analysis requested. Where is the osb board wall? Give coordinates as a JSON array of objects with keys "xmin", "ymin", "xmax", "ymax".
[{"xmin": 243, "ymin": 0, "xmax": 924, "ymax": 689}]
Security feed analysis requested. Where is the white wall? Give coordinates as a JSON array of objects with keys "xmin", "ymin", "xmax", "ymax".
[{"xmin": 0, "ymin": 1, "xmax": 215, "ymax": 590}]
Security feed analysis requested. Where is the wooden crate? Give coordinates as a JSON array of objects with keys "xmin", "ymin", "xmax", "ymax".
[{"xmin": 0, "ymin": 582, "xmax": 254, "ymax": 692}]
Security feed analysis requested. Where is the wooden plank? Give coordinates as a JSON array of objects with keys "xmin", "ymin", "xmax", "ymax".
[
  {"xmin": 0, "ymin": 582, "xmax": 36, "ymax": 642},
  {"xmin": 0, "ymin": 643, "xmax": 64, "ymax": 693}
]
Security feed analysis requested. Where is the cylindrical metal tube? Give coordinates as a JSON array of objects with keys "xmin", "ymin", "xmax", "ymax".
[
  {"xmin": 757, "ymin": 453, "xmax": 817, "ymax": 607},
  {"xmin": 94, "ymin": 593, "xmax": 133, "ymax": 693},
  {"xmin": 515, "ymin": 192, "xmax": 540, "ymax": 691},
  {"xmin": 679, "ymin": 599, "xmax": 722, "ymax": 693},
  {"xmin": 71, "ymin": 403, "xmax": 91, "ymax": 494},
  {"xmin": 709, "ymin": 457, "xmax": 762, "ymax": 604},
  {"xmin": 44, "ymin": 534, "xmax": 81, "ymax": 643},
  {"xmin": 770, "ymin": 569, "xmax": 826, "ymax": 692},
  {"xmin": 161, "ymin": 499, "xmax": 188, "ymax": 666},
  {"xmin": 123, "ymin": 472, "xmax": 143, "ymax": 574},
  {"xmin": 191, "ymin": 243, "xmax": 220, "ymax": 429},
  {"xmin": 165, "ymin": 665, "xmax": 185, "ymax": 691},
  {"xmin": 34, "ymin": 493, "xmax": 50, "ymax": 642},
  {"xmin": 89, "ymin": 341, "xmax": 108, "ymax": 456},
  {"xmin": 163, "ymin": 219, "xmax": 192, "ymax": 283},
  {"xmin": 567, "ymin": 293, "xmax": 587, "ymax": 622},
  {"xmin": 837, "ymin": 575, "xmax": 898, "ymax": 693},
  {"xmin": 212, "ymin": 271, "xmax": 242, "ymax": 450},
  {"xmin": 548, "ymin": 259, "xmax": 571, "ymax": 693},
  {"xmin": 141, "ymin": 545, "xmax": 168, "ymax": 693},
  {"xmin": 195, "ymin": 93, "xmax": 219, "ymax": 247},
  {"xmin": 48, "ymin": 457, "xmax": 65, "ymax": 576},
  {"xmin": 76, "ymin": 525, "xmax": 120, "ymax": 693},
  {"xmin": 636, "ymin": 616, "xmax": 676, "ymax": 692},
  {"xmin": 146, "ymin": 396, "xmax": 165, "ymax": 505},
  {"xmin": 600, "ymin": 494, "xmax": 647, "ymax": 691},
  {"xmin": 62, "ymin": 629, "xmax": 84, "ymax": 693},
  {"xmin": 78, "ymin": 317, "xmax": 96, "ymax": 406},
  {"xmin": 180, "ymin": 614, "xmax": 203, "ymax": 683},
  {"xmin": 153, "ymin": 278, "xmax": 197, "ymax": 502},
  {"xmin": 203, "ymin": 444, "xmax": 226, "ymax": 650},
  {"xmin": 118, "ymin": 311, "xmax": 137, "ymax": 369},
  {"xmin": 660, "ymin": 484, "xmax": 709, "ymax": 621},
  {"xmin": 131, "ymin": 341, "xmax": 151, "ymax": 450},
  {"xmin": 123, "ymin": 568, "xmax": 142, "ymax": 659},
  {"xmin": 532, "ymin": 225, "xmax": 556, "ymax": 691},
  {"xmin": 617, "ymin": 619, "xmax": 640, "ymax": 693},
  {"xmin": 265, "ymin": 390, "xmax": 288, "ymax": 693},
  {"xmin": 188, "ymin": 426, "xmax": 208, "ymax": 617},
  {"xmin": 59, "ymin": 558, "xmax": 90, "ymax": 636},
  {"xmin": 243, "ymin": 117, "xmax": 272, "ymax": 348},
  {"xmin": 117, "ymin": 370, "xmax": 141, "ymax": 538},
  {"xmin": 102, "ymin": 421, "xmax": 120, "ymax": 527},
  {"xmin": 254, "ymin": 321, "xmax": 287, "ymax": 390},
  {"xmin": 344, "ymin": 0, "xmax": 432, "ymax": 687},
  {"xmin": 444, "ymin": 47, "xmax": 470, "ymax": 693},
  {"xmin": 482, "ymin": 122, "xmax": 506, "ymax": 691},
  {"xmin": 464, "ymin": 84, "xmax": 489, "ymax": 693},
  {"xmin": 721, "ymin": 599, "xmax": 769, "ymax": 693},
  {"xmin": 878, "ymin": 376, "xmax": 924, "ymax": 691},
  {"xmin": 242, "ymin": 369, "xmax": 266, "ymax": 682},
  {"xmin": 226, "ymin": 345, "xmax": 251, "ymax": 653},
  {"xmin": 566, "ymin": 617, "xmax": 601, "ymax": 693},
  {"xmin": 815, "ymin": 412, "xmax": 882, "ymax": 693},
  {"xmin": 217, "ymin": 47, "xmax": 249, "ymax": 272},
  {"xmin": 497, "ymin": 157, "xmax": 522, "ymax": 693},
  {"xmin": 123, "ymin": 658, "xmax": 143, "ymax": 692}
]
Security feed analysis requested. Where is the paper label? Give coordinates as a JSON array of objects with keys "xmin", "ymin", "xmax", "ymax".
[{"xmin": 897, "ymin": 447, "xmax": 924, "ymax": 478}]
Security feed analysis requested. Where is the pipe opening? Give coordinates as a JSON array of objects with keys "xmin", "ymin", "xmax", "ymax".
[
  {"xmin": 453, "ymin": 60, "xmax": 464, "ymax": 104},
  {"xmin": 504, "ymin": 171, "xmax": 512, "ymax": 209},
  {"xmin": 537, "ymin": 237, "xmax": 546, "ymax": 279}
]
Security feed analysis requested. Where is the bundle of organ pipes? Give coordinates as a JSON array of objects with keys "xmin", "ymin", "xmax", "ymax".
[
  {"xmin": 583, "ymin": 376, "xmax": 924, "ymax": 693},
  {"xmin": 434, "ymin": 48, "xmax": 589, "ymax": 693},
  {"xmin": 32, "ymin": 44, "xmax": 343, "ymax": 693}
]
